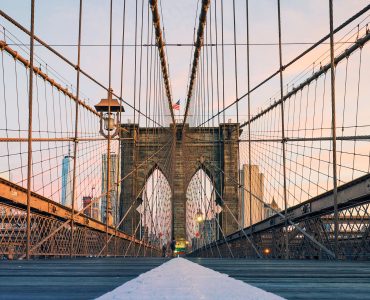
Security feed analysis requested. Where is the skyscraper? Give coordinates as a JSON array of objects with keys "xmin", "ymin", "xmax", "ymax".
[
  {"xmin": 101, "ymin": 153, "xmax": 119, "ymax": 225},
  {"xmin": 90, "ymin": 187, "xmax": 100, "ymax": 221},
  {"xmin": 82, "ymin": 196, "xmax": 92, "ymax": 217},
  {"xmin": 198, "ymin": 218, "xmax": 217, "ymax": 245},
  {"xmin": 239, "ymin": 164, "xmax": 264, "ymax": 227},
  {"xmin": 264, "ymin": 198, "xmax": 281, "ymax": 219},
  {"xmin": 61, "ymin": 152, "xmax": 73, "ymax": 207}
]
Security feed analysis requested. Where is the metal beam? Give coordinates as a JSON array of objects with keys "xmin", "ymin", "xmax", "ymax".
[
  {"xmin": 0, "ymin": 178, "xmax": 156, "ymax": 249},
  {"xmin": 239, "ymin": 135, "xmax": 370, "ymax": 143},
  {"xmin": 199, "ymin": 173, "xmax": 370, "ymax": 250},
  {"xmin": 0, "ymin": 10, "xmax": 166, "ymax": 129},
  {"xmin": 0, "ymin": 137, "xmax": 133, "ymax": 142},
  {"xmin": 0, "ymin": 40, "xmax": 99, "ymax": 117}
]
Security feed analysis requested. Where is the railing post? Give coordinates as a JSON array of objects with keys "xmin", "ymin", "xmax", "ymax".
[
  {"xmin": 26, "ymin": 0, "xmax": 35, "ymax": 260},
  {"xmin": 329, "ymin": 0, "xmax": 339, "ymax": 259},
  {"xmin": 277, "ymin": 0, "xmax": 289, "ymax": 259},
  {"xmin": 70, "ymin": 0, "xmax": 83, "ymax": 258}
]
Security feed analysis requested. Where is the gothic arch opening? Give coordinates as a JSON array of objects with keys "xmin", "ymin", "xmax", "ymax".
[
  {"xmin": 186, "ymin": 168, "xmax": 220, "ymax": 251},
  {"xmin": 139, "ymin": 167, "xmax": 172, "ymax": 248}
]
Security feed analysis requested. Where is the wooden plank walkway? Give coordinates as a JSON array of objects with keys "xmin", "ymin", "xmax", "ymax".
[
  {"xmin": 189, "ymin": 258, "xmax": 370, "ymax": 300},
  {"xmin": 0, "ymin": 258, "xmax": 168, "ymax": 300},
  {"xmin": 0, "ymin": 257, "xmax": 369, "ymax": 299}
]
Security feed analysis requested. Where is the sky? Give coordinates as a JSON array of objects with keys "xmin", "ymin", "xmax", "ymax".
[
  {"xmin": 1, "ymin": 0, "xmax": 370, "ymax": 220},
  {"xmin": 1, "ymin": 0, "xmax": 369, "ymax": 122}
]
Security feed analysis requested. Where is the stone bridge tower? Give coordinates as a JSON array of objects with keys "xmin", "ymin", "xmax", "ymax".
[{"xmin": 119, "ymin": 123, "xmax": 240, "ymax": 241}]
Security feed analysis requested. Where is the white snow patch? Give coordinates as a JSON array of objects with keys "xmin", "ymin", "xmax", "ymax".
[{"xmin": 96, "ymin": 257, "xmax": 285, "ymax": 300}]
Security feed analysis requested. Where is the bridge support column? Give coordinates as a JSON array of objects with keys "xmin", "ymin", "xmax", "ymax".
[
  {"xmin": 173, "ymin": 126, "xmax": 186, "ymax": 240},
  {"xmin": 119, "ymin": 123, "xmax": 241, "ymax": 243},
  {"xmin": 219, "ymin": 124, "xmax": 240, "ymax": 236}
]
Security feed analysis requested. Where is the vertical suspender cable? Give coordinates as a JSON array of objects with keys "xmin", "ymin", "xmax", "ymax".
[
  {"xmin": 116, "ymin": 0, "xmax": 126, "ymax": 257},
  {"xmin": 221, "ymin": 0, "xmax": 226, "ymax": 214},
  {"xmin": 70, "ymin": 0, "xmax": 83, "ymax": 258},
  {"xmin": 106, "ymin": 0, "xmax": 113, "ymax": 257},
  {"xmin": 329, "ymin": 0, "xmax": 339, "ymax": 259},
  {"xmin": 214, "ymin": 0, "xmax": 221, "ymax": 240},
  {"xmin": 26, "ymin": 0, "xmax": 35, "ymax": 260},
  {"xmin": 277, "ymin": 0, "xmax": 289, "ymax": 259},
  {"xmin": 232, "ymin": 0, "xmax": 241, "ymax": 229},
  {"xmin": 245, "ymin": 0, "xmax": 253, "ymax": 234}
]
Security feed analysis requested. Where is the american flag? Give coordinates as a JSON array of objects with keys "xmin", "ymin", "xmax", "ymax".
[{"xmin": 172, "ymin": 100, "xmax": 180, "ymax": 110}]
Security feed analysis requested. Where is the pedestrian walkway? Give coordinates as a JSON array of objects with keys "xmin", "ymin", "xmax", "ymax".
[
  {"xmin": 190, "ymin": 258, "xmax": 370, "ymax": 300},
  {"xmin": 1, "ymin": 257, "xmax": 369, "ymax": 299},
  {"xmin": 97, "ymin": 257, "xmax": 283, "ymax": 300},
  {"xmin": 0, "ymin": 257, "xmax": 167, "ymax": 300}
]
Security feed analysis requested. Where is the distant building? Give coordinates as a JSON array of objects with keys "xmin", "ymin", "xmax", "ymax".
[
  {"xmin": 148, "ymin": 232, "xmax": 159, "ymax": 247},
  {"xmin": 140, "ymin": 222, "xmax": 149, "ymax": 240},
  {"xmin": 82, "ymin": 196, "xmax": 92, "ymax": 217},
  {"xmin": 264, "ymin": 198, "xmax": 281, "ymax": 219},
  {"xmin": 101, "ymin": 153, "xmax": 119, "ymax": 225},
  {"xmin": 239, "ymin": 165, "xmax": 264, "ymax": 227},
  {"xmin": 91, "ymin": 202, "xmax": 100, "ymax": 221},
  {"xmin": 198, "ymin": 219, "xmax": 217, "ymax": 245},
  {"xmin": 61, "ymin": 154, "xmax": 73, "ymax": 207},
  {"xmin": 191, "ymin": 237, "xmax": 200, "ymax": 251}
]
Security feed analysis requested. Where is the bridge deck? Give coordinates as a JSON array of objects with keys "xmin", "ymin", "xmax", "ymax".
[
  {"xmin": 0, "ymin": 258, "xmax": 370, "ymax": 299},
  {"xmin": 0, "ymin": 258, "xmax": 168, "ymax": 300},
  {"xmin": 189, "ymin": 258, "xmax": 370, "ymax": 300}
]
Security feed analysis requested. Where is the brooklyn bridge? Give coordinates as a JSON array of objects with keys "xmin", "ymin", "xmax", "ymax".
[{"xmin": 0, "ymin": 0, "xmax": 370, "ymax": 299}]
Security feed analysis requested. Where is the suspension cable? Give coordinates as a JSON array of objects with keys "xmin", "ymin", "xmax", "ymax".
[
  {"xmin": 149, "ymin": 0, "xmax": 175, "ymax": 124},
  {"xmin": 182, "ymin": 0, "xmax": 211, "ymax": 128}
]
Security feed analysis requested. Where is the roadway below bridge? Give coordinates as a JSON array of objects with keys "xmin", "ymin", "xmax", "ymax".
[{"xmin": 0, "ymin": 257, "xmax": 370, "ymax": 299}]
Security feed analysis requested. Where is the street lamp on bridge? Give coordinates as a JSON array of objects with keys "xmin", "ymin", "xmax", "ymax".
[
  {"xmin": 95, "ymin": 89, "xmax": 124, "ymax": 227},
  {"xmin": 196, "ymin": 210, "xmax": 204, "ymax": 223},
  {"xmin": 94, "ymin": 88, "xmax": 124, "ymax": 139}
]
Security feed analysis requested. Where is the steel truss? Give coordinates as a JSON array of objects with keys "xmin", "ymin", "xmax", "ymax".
[{"xmin": 0, "ymin": 178, "xmax": 160, "ymax": 259}]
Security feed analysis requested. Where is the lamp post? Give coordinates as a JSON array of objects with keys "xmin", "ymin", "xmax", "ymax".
[
  {"xmin": 196, "ymin": 210, "xmax": 204, "ymax": 223},
  {"xmin": 95, "ymin": 88, "xmax": 124, "ymax": 138},
  {"xmin": 95, "ymin": 89, "xmax": 124, "ymax": 228}
]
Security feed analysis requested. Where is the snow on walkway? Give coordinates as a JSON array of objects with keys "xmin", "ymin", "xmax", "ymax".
[{"xmin": 96, "ymin": 257, "xmax": 285, "ymax": 300}]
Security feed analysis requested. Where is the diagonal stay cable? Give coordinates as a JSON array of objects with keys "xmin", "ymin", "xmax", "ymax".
[
  {"xmin": 18, "ymin": 137, "xmax": 173, "ymax": 259},
  {"xmin": 99, "ymin": 137, "xmax": 174, "ymax": 255},
  {"xmin": 195, "ymin": 161, "xmax": 262, "ymax": 258},
  {"xmin": 191, "ymin": 171, "xmax": 223, "ymax": 258},
  {"xmin": 99, "ymin": 138, "xmax": 174, "ymax": 256},
  {"xmin": 188, "ymin": 161, "xmax": 233, "ymax": 257},
  {"xmin": 196, "ymin": 4, "xmax": 370, "ymax": 127},
  {"xmin": 239, "ymin": 29, "xmax": 370, "ymax": 130},
  {"xmin": 203, "ymin": 160, "xmax": 336, "ymax": 259},
  {"xmin": 0, "ymin": 10, "xmax": 168, "ymax": 129}
]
